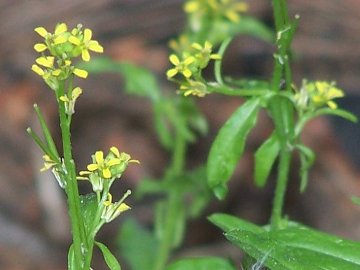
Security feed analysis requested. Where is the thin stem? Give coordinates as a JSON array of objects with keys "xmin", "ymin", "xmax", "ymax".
[
  {"xmin": 270, "ymin": 148, "xmax": 292, "ymax": 229},
  {"xmin": 58, "ymin": 80, "xmax": 86, "ymax": 269},
  {"xmin": 153, "ymin": 130, "xmax": 186, "ymax": 270},
  {"xmin": 214, "ymin": 38, "xmax": 232, "ymax": 85}
]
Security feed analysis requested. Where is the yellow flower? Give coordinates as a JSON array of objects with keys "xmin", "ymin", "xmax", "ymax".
[
  {"xmin": 31, "ymin": 64, "xmax": 45, "ymax": 76},
  {"xmin": 306, "ymin": 81, "xmax": 344, "ymax": 109},
  {"xmin": 68, "ymin": 28, "xmax": 104, "ymax": 61},
  {"xmin": 192, "ymin": 41, "xmax": 221, "ymax": 68},
  {"xmin": 59, "ymin": 87, "xmax": 83, "ymax": 115},
  {"xmin": 209, "ymin": 0, "xmax": 248, "ymax": 22},
  {"xmin": 86, "ymin": 151, "xmax": 121, "ymax": 179},
  {"xmin": 167, "ymin": 54, "xmax": 195, "ymax": 79},
  {"xmin": 40, "ymin": 155, "xmax": 57, "ymax": 172},
  {"xmin": 180, "ymin": 80, "xmax": 208, "ymax": 97},
  {"xmin": 102, "ymin": 191, "xmax": 131, "ymax": 223}
]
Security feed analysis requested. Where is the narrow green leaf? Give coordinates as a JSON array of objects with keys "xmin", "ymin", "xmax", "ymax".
[
  {"xmin": 315, "ymin": 108, "xmax": 358, "ymax": 123},
  {"xmin": 295, "ymin": 144, "xmax": 316, "ymax": 193},
  {"xmin": 166, "ymin": 257, "xmax": 236, "ymax": 270},
  {"xmin": 254, "ymin": 132, "xmax": 280, "ymax": 187},
  {"xmin": 33, "ymin": 104, "xmax": 59, "ymax": 159},
  {"xmin": 26, "ymin": 127, "xmax": 52, "ymax": 158},
  {"xmin": 208, "ymin": 213, "xmax": 263, "ymax": 235},
  {"xmin": 95, "ymin": 241, "xmax": 121, "ymax": 270},
  {"xmin": 207, "ymin": 98, "xmax": 261, "ymax": 199},
  {"xmin": 118, "ymin": 218, "xmax": 158, "ymax": 270}
]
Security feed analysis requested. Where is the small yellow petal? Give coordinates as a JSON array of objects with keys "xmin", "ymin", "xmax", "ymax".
[
  {"xmin": 53, "ymin": 35, "xmax": 67, "ymax": 45},
  {"xmin": 87, "ymin": 164, "xmax": 98, "ymax": 171},
  {"xmin": 55, "ymin": 23, "xmax": 67, "ymax": 35},
  {"xmin": 327, "ymin": 101, "xmax": 337, "ymax": 109},
  {"xmin": 59, "ymin": 95, "xmax": 69, "ymax": 102},
  {"xmin": 68, "ymin": 36, "xmax": 81, "ymax": 45},
  {"xmin": 169, "ymin": 54, "xmax": 180, "ymax": 65},
  {"xmin": 107, "ymin": 159, "xmax": 121, "ymax": 167},
  {"xmin": 191, "ymin": 43, "xmax": 202, "ymax": 50},
  {"xmin": 184, "ymin": 56, "xmax": 195, "ymax": 65},
  {"xmin": 31, "ymin": 64, "xmax": 44, "ymax": 76},
  {"xmin": 103, "ymin": 168, "xmax": 112, "ymax": 179},
  {"xmin": 34, "ymin": 27, "xmax": 48, "ymax": 37},
  {"xmin": 36, "ymin": 56, "xmax": 54, "ymax": 68},
  {"xmin": 88, "ymin": 41, "xmax": 104, "ymax": 53},
  {"xmin": 183, "ymin": 69, "xmax": 192, "ymax": 78},
  {"xmin": 82, "ymin": 49, "xmax": 90, "ymax": 62},
  {"xmin": 72, "ymin": 87, "xmax": 83, "ymax": 99},
  {"xmin": 166, "ymin": 68, "xmax": 178, "ymax": 78},
  {"xmin": 110, "ymin": 146, "xmax": 120, "ymax": 157},
  {"xmin": 95, "ymin": 151, "xmax": 104, "ymax": 164},
  {"xmin": 118, "ymin": 203, "xmax": 131, "ymax": 213},
  {"xmin": 34, "ymin": 43, "xmax": 47, "ymax": 52},
  {"xmin": 73, "ymin": 68, "xmax": 88, "ymax": 79},
  {"xmin": 184, "ymin": 1, "xmax": 199, "ymax": 13},
  {"xmin": 84, "ymin": 28, "xmax": 92, "ymax": 42},
  {"xmin": 52, "ymin": 69, "xmax": 61, "ymax": 76}
]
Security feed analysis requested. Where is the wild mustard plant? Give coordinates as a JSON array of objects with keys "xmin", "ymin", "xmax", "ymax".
[
  {"xmin": 63, "ymin": 0, "xmax": 360, "ymax": 269},
  {"xmin": 28, "ymin": 23, "xmax": 137, "ymax": 270},
  {"xmin": 165, "ymin": 0, "xmax": 360, "ymax": 269}
]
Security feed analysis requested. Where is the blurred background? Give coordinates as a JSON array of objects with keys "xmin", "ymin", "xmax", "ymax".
[{"xmin": 1, "ymin": 0, "xmax": 360, "ymax": 269}]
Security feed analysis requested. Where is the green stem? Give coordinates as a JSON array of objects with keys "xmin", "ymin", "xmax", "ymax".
[
  {"xmin": 57, "ymin": 80, "xmax": 86, "ymax": 269},
  {"xmin": 214, "ymin": 38, "xmax": 232, "ymax": 85},
  {"xmin": 153, "ymin": 131, "xmax": 186, "ymax": 270},
  {"xmin": 270, "ymin": 148, "xmax": 292, "ymax": 229}
]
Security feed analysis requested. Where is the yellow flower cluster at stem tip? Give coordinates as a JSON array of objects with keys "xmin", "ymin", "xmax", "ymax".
[
  {"xmin": 184, "ymin": 0, "xmax": 248, "ymax": 23},
  {"xmin": 79, "ymin": 146, "xmax": 139, "ymax": 193},
  {"xmin": 295, "ymin": 80, "xmax": 344, "ymax": 110},
  {"xmin": 31, "ymin": 23, "xmax": 103, "ymax": 90},
  {"xmin": 167, "ymin": 40, "xmax": 221, "ymax": 97}
]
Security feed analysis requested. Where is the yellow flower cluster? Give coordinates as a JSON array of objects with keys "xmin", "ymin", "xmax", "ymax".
[
  {"xmin": 167, "ymin": 41, "xmax": 221, "ymax": 97},
  {"xmin": 295, "ymin": 80, "xmax": 344, "ymax": 110},
  {"xmin": 79, "ymin": 146, "xmax": 139, "ymax": 192},
  {"xmin": 184, "ymin": 0, "xmax": 248, "ymax": 23},
  {"xmin": 31, "ymin": 23, "xmax": 103, "ymax": 91}
]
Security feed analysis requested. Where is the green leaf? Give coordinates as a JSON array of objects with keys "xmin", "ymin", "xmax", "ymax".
[
  {"xmin": 225, "ymin": 221, "xmax": 360, "ymax": 270},
  {"xmin": 207, "ymin": 98, "xmax": 261, "ymax": 199},
  {"xmin": 33, "ymin": 104, "xmax": 59, "ymax": 160},
  {"xmin": 315, "ymin": 108, "xmax": 358, "ymax": 123},
  {"xmin": 79, "ymin": 193, "xmax": 98, "ymax": 235},
  {"xmin": 81, "ymin": 57, "xmax": 160, "ymax": 101},
  {"xmin": 166, "ymin": 257, "xmax": 236, "ymax": 270},
  {"xmin": 208, "ymin": 213, "xmax": 263, "ymax": 235},
  {"xmin": 295, "ymin": 144, "xmax": 316, "ymax": 193},
  {"xmin": 118, "ymin": 218, "xmax": 158, "ymax": 270},
  {"xmin": 95, "ymin": 241, "xmax": 121, "ymax": 270},
  {"xmin": 207, "ymin": 16, "xmax": 274, "ymax": 45},
  {"xmin": 254, "ymin": 132, "xmax": 280, "ymax": 187}
]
